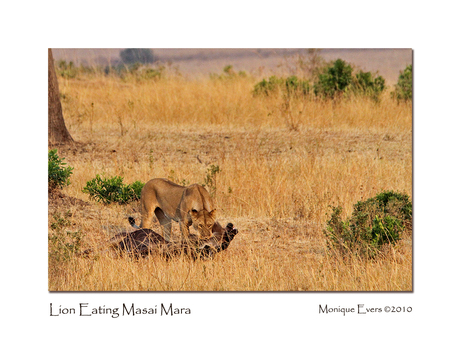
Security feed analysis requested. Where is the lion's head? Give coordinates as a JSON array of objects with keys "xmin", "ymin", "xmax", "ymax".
[
  {"xmin": 190, "ymin": 208, "xmax": 217, "ymax": 239},
  {"xmin": 196, "ymin": 222, "xmax": 239, "ymax": 258}
]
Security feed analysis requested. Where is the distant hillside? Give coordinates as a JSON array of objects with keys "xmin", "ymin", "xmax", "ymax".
[{"xmin": 52, "ymin": 48, "xmax": 412, "ymax": 85}]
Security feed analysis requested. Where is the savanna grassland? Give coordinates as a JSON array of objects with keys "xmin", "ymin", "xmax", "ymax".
[{"xmin": 49, "ymin": 65, "xmax": 412, "ymax": 291}]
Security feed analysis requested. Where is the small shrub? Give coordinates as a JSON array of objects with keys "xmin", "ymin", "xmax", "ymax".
[
  {"xmin": 55, "ymin": 60, "xmax": 101, "ymax": 79},
  {"xmin": 203, "ymin": 164, "xmax": 221, "ymax": 198},
  {"xmin": 393, "ymin": 65, "xmax": 412, "ymax": 102},
  {"xmin": 128, "ymin": 62, "xmax": 165, "ymax": 79},
  {"xmin": 48, "ymin": 149, "xmax": 73, "ymax": 191},
  {"xmin": 48, "ymin": 211, "xmax": 82, "ymax": 262},
  {"xmin": 253, "ymin": 76, "xmax": 284, "ymax": 96},
  {"xmin": 285, "ymin": 76, "xmax": 310, "ymax": 97},
  {"xmin": 313, "ymin": 59, "xmax": 386, "ymax": 100},
  {"xmin": 142, "ymin": 65, "xmax": 165, "ymax": 79},
  {"xmin": 352, "ymin": 70, "xmax": 385, "ymax": 100},
  {"xmin": 210, "ymin": 65, "xmax": 247, "ymax": 80},
  {"xmin": 56, "ymin": 60, "xmax": 78, "ymax": 78},
  {"xmin": 129, "ymin": 180, "xmax": 145, "ymax": 199},
  {"xmin": 324, "ymin": 191, "xmax": 412, "ymax": 259},
  {"xmin": 82, "ymin": 175, "xmax": 144, "ymax": 204},
  {"xmin": 103, "ymin": 63, "xmax": 165, "ymax": 81},
  {"xmin": 314, "ymin": 59, "xmax": 353, "ymax": 99},
  {"xmin": 253, "ymin": 75, "xmax": 309, "ymax": 97}
]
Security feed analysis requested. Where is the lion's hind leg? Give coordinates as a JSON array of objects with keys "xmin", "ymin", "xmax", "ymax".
[{"xmin": 154, "ymin": 208, "xmax": 173, "ymax": 242}]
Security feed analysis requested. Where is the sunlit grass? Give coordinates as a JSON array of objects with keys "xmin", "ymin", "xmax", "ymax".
[{"xmin": 49, "ymin": 73, "xmax": 412, "ymax": 291}]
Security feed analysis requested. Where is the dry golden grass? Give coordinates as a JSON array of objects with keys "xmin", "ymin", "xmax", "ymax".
[{"xmin": 49, "ymin": 73, "xmax": 412, "ymax": 291}]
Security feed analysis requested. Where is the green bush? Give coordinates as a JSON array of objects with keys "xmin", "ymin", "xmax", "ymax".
[
  {"xmin": 313, "ymin": 59, "xmax": 386, "ymax": 100},
  {"xmin": 210, "ymin": 65, "xmax": 247, "ymax": 80},
  {"xmin": 142, "ymin": 65, "xmax": 165, "ymax": 79},
  {"xmin": 55, "ymin": 57, "xmax": 165, "ymax": 81},
  {"xmin": 82, "ymin": 175, "xmax": 144, "ymax": 204},
  {"xmin": 56, "ymin": 60, "xmax": 100, "ymax": 79},
  {"xmin": 253, "ymin": 76, "xmax": 283, "ymax": 96},
  {"xmin": 56, "ymin": 60, "xmax": 78, "ymax": 78},
  {"xmin": 253, "ymin": 75, "xmax": 309, "ymax": 97},
  {"xmin": 313, "ymin": 59, "xmax": 353, "ymax": 98},
  {"xmin": 353, "ymin": 70, "xmax": 385, "ymax": 100},
  {"xmin": 104, "ymin": 63, "xmax": 165, "ymax": 81},
  {"xmin": 393, "ymin": 65, "xmax": 412, "ymax": 102},
  {"xmin": 324, "ymin": 191, "xmax": 412, "ymax": 259},
  {"xmin": 127, "ymin": 62, "xmax": 165, "ymax": 79},
  {"xmin": 285, "ymin": 76, "xmax": 310, "ymax": 97},
  {"xmin": 48, "ymin": 211, "xmax": 82, "ymax": 262},
  {"xmin": 48, "ymin": 149, "xmax": 73, "ymax": 191}
]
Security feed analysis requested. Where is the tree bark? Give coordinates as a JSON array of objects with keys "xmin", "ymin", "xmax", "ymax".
[{"xmin": 48, "ymin": 48, "xmax": 74, "ymax": 145}]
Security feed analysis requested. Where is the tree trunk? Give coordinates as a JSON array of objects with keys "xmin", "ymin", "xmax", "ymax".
[{"xmin": 48, "ymin": 48, "xmax": 74, "ymax": 145}]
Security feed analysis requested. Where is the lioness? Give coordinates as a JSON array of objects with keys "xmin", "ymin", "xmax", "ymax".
[{"xmin": 137, "ymin": 178, "xmax": 216, "ymax": 242}]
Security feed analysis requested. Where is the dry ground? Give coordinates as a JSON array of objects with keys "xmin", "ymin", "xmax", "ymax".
[{"xmin": 49, "ymin": 74, "xmax": 412, "ymax": 291}]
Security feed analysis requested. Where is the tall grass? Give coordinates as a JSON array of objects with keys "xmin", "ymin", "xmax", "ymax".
[
  {"xmin": 60, "ymin": 75, "xmax": 411, "ymax": 134},
  {"xmin": 50, "ymin": 72, "xmax": 412, "ymax": 291},
  {"xmin": 50, "ymin": 243, "xmax": 412, "ymax": 291}
]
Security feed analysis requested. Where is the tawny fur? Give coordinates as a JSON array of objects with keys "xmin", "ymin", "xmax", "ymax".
[{"xmin": 139, "ymin": 178, "xmax": 217, "ymax": 241}]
